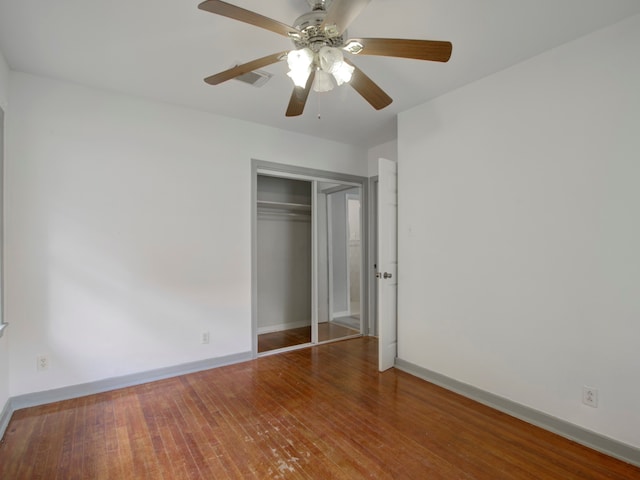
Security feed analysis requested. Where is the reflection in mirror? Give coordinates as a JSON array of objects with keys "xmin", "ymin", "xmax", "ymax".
[
  {"xmin": 347, "ymin": 193, "xmax": 361, "ymax": 321},
  {"xmin": 318, "ymin": 182, "xmax": 362, "ymax": 342}
]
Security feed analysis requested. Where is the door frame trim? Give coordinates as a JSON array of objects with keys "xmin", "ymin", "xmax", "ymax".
[{"xmin": 368, "ymin": 176, "xmax": 379, "ymax": 337}]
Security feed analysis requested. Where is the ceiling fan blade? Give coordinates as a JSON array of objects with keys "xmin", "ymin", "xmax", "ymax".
[
  {"xmin": 344, "ymin": 59, "xmax": 392, "ymax": 110},
  {"xmin": 198, "ymin": 0, "xmax": 302, "ymax": 38},
  {"xmin": 346, "ymin": 38, "xmax": 453, "ymax": 62},
  {"xmin": 286, "ymin": 70, "xmax": 316, "ymax": 117},
  {"xmin": 205, "ymin": 51, "xmax": 288, "ymax": 85},
  {"xmin": 321, "ymin": 0, "xmax": 371, "ymax": 35}
]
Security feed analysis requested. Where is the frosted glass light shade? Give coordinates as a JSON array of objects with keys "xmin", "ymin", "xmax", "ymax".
[
  {"xmin": 318, "ymin": 46, "xmax": 354, "ymax": 86},
  {"xmin": 332, "ymin": 61, "xmax": 354, "ymax": 85},
  {"xmin": 313, "ymin": 70, "xmax": 334, "ymax": 92},
  {"xmin": 287, "ymin": 68, "xmax": 311, "ymax": 88},
  {"xmin": 286, "ymin": 46, "xmax": 354, "ymax": 91},
  {"xmin": 318, "ymin": 46, "xmax": 343, "ymax": 73},
  {"xmin": 287, "ymin": 48, "xmax": 314, "ymax": 88}
]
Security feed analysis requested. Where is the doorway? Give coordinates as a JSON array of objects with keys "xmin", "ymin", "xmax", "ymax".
[{"xmin": 252, "ymin": 161, "xmax": 368, "ymax": 356}]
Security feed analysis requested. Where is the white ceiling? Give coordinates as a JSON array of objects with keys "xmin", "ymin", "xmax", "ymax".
[{"xmin": 1, "ymin": 0, "xmax": 639, "ymax": 148}]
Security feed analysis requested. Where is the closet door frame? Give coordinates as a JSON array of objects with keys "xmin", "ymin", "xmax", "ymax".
[{"xmin": 251, "ymin": 159, "xmax": 369, "ymax": 358}]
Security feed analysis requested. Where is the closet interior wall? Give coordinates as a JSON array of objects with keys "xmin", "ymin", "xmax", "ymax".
[{"xmin": 256, "ymin": 175, "xmax": 312, "ymax": 336}]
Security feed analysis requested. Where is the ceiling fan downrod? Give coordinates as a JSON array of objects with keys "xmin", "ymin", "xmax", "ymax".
[{"xmin": 306, "ymin": 0, "xmax": 332, "ymax": 12}]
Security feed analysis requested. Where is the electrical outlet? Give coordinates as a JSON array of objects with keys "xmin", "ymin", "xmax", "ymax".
[
  {"xmin": 582, "ymin": 386, "xmax": 598, "ymax": 408},
  {"xmin": 36, "ymin": 355, "xmax": 49, "ymax": 372},
  {"xmin": 201, "ymin": 331, "xmax": 210, "ymax": 344}
]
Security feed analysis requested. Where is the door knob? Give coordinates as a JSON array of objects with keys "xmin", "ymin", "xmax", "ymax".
[{"xmin": 383, "ymin": 272, "xmax": 392, "ymax": 279}]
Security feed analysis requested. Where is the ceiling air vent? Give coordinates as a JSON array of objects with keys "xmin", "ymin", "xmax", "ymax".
[{"xmin": 233, "ymin": 68, "xmax": 273, "ymax": 87}]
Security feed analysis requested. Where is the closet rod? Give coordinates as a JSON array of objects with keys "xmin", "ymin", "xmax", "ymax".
[{"xmin": 257, "ymin": 210, "xmax": 311, "ymax": 219}]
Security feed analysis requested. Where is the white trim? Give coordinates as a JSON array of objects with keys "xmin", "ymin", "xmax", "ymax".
[
  {"xmin": 327, "ymin": 194, "xmax": 334, "ymax": 322},
  {"xmin": 331, "ymin": 310, "xmax": 350, "ymax": 319},
  {"xmin": 256, "ymin": 169, "xmax": 360, "ymax": 188},
  {"xmin": 311, "ymin": 180, "xmax": 319, "ymax": 345},
  {"xmin": 395, "ymin": 358, "xmax": 640, "ymax": 468},
  {"xmin": 0, "ymin": 322, "xmax": 7, "ymax": 338},
  {"xmin": 251, "ymin": 163, "xmax": 259, "ymax": 357},
  {"xmin": 344, "ymin": 193, "xmax": 352, "ymax": 316}
]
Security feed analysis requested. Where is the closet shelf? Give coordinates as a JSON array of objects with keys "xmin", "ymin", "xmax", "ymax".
[{"xmin": 257, "ymin": 200, "xmax": 311, "ymax": 213}]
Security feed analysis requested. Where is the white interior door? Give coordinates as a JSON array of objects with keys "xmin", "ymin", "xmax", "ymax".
[{"xmin": 377, "ymin": 158, "xmax": 398, "ymax": 372}]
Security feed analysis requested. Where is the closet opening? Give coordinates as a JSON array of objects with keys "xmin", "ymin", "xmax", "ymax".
[
  {"xmin": 256, "ymin": 175, "xmax": 313, "ymax": 352},
  {"xmin": 252, "ymin": 161, "xmax": 368, "ymax": 356}
]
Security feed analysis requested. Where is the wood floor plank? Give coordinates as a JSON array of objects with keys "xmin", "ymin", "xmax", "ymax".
[
  {"xmin": 1, "ymin": 337, "xmax": 639, "ymax": 479},
  {"xmin": 263, "ymin": 353, "xmax": 472, "ymax": 479},
  {"xmin": 258, "ymin": 323, "xmax": 360, "ymax": 353}
]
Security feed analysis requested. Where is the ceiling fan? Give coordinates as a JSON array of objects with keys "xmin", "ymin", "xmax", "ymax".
[{"xmin": 198, "ymin": 0, "xmax": 452, "ymax": 117}]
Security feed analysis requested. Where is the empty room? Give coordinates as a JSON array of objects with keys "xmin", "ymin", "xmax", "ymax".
[{"xmin": 0, "ymin": 1, "xmax": 639, "ymax": 478}]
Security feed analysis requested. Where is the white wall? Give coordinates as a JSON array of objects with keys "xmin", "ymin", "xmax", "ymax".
[
  {"xmin": 256, "ymin": 177, "xmax": 312, "ymax": 333},
  {"xmin": 397, "ymin": 15, "xmax": 640, "ymax": 449},
  {"xmin": 316, "ymin": 193, "xmax": 329, "ymax": 323},
  {"xmin": 5, "ymin": 72, "xmax": 366, "ymax": 396},
  {"xmin": 257, "ymin": 216, "xmax": 311, "ymax": 332},
  {"xmin": 368, "ymin": 140, "xmax": 397, "ymax": 177},
  {"xmin": 329, "ymin": 190, "xmax": 349, "ymax": 315},
  {"xmin": 0, "ymin": 49, "xmax": 9, "ymax": 413}
]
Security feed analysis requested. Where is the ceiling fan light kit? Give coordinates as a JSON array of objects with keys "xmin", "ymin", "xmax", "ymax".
[
  {"xmin": 286, "ymin": 46, "xmax": 354, "ymax": 92},
  {"xmin": 198, "ymin": 0, "xmax": 452, "ymax": 116}
]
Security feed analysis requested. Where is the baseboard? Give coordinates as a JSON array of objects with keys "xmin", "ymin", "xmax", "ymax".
[
  {"xmin": 258, "ymin": 320, "xmax": 310, "ymax": 335},
  {"xmin": 331, "ymin": 311, "xmax": 350, "ymax": 319},
  {"xmin": 394, "ymin": 358, "xmax": 640, "ymax": 468},
  {"xmin": 1, "ymin": 350, "xmax": 252, "ymax": 439},
  {"xmin": 0, "ymin": 397, "xmax": 12, "ymax": 441}
]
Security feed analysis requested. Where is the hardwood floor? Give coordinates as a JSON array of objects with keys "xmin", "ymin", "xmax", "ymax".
[
  {"xmin": 1, "ymin": 337, "xmax": 638, "ymax": 479},
  {"xmin": 258, "ymin": 322, "xmax": 359, "ymax": 353}
]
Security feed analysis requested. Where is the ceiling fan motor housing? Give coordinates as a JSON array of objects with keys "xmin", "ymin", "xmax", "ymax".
[{"xmin": 292, "ymin": 9, "xmax": 345, "ymax": 52}]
